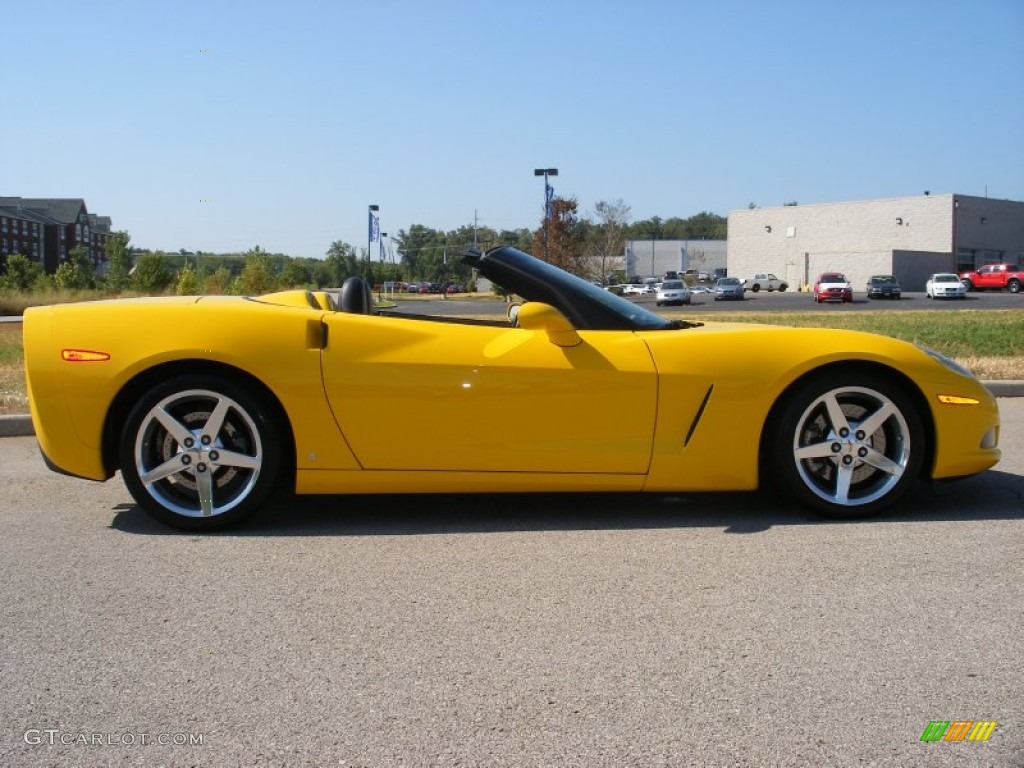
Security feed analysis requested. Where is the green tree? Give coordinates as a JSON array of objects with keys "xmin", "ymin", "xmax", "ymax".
[
  {"xmin": 279, "ymin": 259, "xmax": 311, "ymax": 288},
  {"xmin": 176, "ymin": 263, "xmax": 200, "ymax": 295},
  {"xmin": 132, "ymin": 251, "xmax": 173, "ymax": 294},
  {"xmin": 52, "ymin": 246, "xmax": 96, "ymax": 290},
  {"xmin": 202, "ymin": 266, "xmax": 233, "ymax": 295},
  {"xmin": 685, "ymin": 211, "xmax": 728, "ymax": 239},
  {"xmin": 0, "ymin": 253, "xmax": 45, "ymax": 292},
  {"xmin": 626, "ymin": 211, "xmax": 727, "ymax": 241},
  {"xmin": 324, "ymin": 240, "xmax": 359, "ymax": 286},
  {"xmin": 238, "ymin": 246, "xmax": 277, "ymax": 295},
  {"xmin": 104, "ymin": 231, "xmax": 133, "ymax": 292}
]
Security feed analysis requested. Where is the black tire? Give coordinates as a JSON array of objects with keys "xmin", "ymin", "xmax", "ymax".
[
  {"xmin": 119, "ymin": 374, "xmax": 282, "ymax": 531},
  {"xmin": 779, "ymin": 283, "xmax": 788, "ymax": 292},
  {"xmin": 768, "ymin": 372, "xmax": 925, "ymax": 518},
  {"xmin": 962, "ymin": 279, "xmax": 974, "ymax": 292},
  {"xmin": 751, "ymin": 284, "xmax": 761, "ymax": 292},
  {"xmin": 1008, "ymin": 279, "xmax": 1021, "ymax": 294}
]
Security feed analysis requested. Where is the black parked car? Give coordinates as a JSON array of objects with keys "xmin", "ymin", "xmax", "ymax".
[{"xmin": 866, "ymin": 275, "xmax": 901, "ymax": 299}]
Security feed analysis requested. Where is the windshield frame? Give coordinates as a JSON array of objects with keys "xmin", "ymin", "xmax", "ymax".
[{"xmin": 463, "ymin": 246, "xmax": 678, "ymax": 331}]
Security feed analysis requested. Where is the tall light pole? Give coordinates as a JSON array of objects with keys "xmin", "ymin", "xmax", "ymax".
[
  {"xmin": 367, "ymin": 204, "xmax": 379, "ymax": 265},
  {"xmin": 534, "ymin": 168, "xmax": 558, "ymax": 261}
]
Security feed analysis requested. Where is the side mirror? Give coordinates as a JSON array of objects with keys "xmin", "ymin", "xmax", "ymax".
[{"xmin": 516, "ymin": 302, "xmax": 581, "ymax": 347}]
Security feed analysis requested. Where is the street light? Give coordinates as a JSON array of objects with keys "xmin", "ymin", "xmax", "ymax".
[
  {"xmin": 367, "ymin": 204, "xmax": 379, "ymax": 264},
  {"xmin": 534, "ymin": 168, "xmax": 558, "ymax": 261}
]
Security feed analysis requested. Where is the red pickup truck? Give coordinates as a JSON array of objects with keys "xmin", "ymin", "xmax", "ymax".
[{"xmin": 958, "ymin": 264, "xmax": 1023, "ymax": 293}]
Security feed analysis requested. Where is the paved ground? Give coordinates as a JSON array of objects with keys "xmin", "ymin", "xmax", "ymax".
[
  {"xmin": 386, "ymin": 289, "xmax": 1024, "ymax": 316},
  {"xmin": 1, "ymin": 403, "xmax": 1022, "ymax": 767}
]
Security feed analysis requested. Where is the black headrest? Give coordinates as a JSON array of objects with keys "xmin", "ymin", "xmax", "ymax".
[{"xmin": 340, "ymin": 277, "xmax": 373, "ymax": 314}]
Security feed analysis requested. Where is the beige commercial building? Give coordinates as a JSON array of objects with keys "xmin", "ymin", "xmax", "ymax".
[{"xmin": 727, "ymin": 194, "xmax": 1024, "ymax": 291}]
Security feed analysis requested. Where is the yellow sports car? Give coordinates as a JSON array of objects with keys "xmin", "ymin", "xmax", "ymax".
[{"xmin": 24, "ymin": 246, "xmax": 1000, "ymax": 530}]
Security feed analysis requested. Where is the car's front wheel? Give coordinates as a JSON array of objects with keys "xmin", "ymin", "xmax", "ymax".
[
  {"xmin": 769, "ymin": 373, "xmax": 925, "ymax": 517},
  {"xmin": 119, "ymin": 375, "xmax": 282, "ymax": 531}
]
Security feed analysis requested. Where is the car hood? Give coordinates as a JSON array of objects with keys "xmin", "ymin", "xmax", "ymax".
[{"xmin": 638, "ymin": 321, "xmax": 984, "ymax": 395}]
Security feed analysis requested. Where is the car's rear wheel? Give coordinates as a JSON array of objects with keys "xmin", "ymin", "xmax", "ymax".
[
  {"xmin": 119, "ymin": 375, "xmax": 282, "ymax": 531},
  {"xmin": 770, "ymin": 373, "xmax": 924, "ymax": 517},
  {"xmin": 1009, "ymin": 279, "xmax": 1021, "ymax": 294}
]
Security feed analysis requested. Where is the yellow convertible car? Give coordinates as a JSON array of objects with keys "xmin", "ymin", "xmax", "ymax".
[{"xmin": 24, "ymin": 246, "xmax": 1000, "ymax": 530}]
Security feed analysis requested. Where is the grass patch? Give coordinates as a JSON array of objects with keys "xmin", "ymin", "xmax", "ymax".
[
  {"xmin": 0, "ymin": 325, "xmax": 27, "ymax": 415},
  {"xmin": 685, "ymin": 309, "xmax": 1024, "ymax": 360}
]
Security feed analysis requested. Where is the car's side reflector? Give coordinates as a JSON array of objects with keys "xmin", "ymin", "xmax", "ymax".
[
  {"xmin": 937, "ymin": 394, "xmax": 980, "ymax": 405},
  {"xmin": 61, "ymin": 349, "xmax": 111, "ymax": 362}
]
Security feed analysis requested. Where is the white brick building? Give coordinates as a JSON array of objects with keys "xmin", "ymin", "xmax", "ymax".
[
  {"xmin": 625, "ymin": 239, "xmax": 726, "ymax": 280},
  {"xmin": 727, "ymin": 194, "xmax": 1024, "ymax": 291}
]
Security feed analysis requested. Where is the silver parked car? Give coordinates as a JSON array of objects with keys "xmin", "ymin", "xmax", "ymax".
[
  {"xmin": 655, "ymin": 279, "xmax": 691, "ymax": 306},
  {"xmin": 714, "ymin": 276, "xmax": 746, "ymax": 301}
]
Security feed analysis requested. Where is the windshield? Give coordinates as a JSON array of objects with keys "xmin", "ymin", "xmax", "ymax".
[
  {"xmin": 661, "ymin": 280, "xmax": 684, "ymax": 289},
  {"xmin": 718, "ymin": 277, "xmax": 741, "ymax": 286},
  {"xmin": 519, "ymin": 254, "xmax": 675, "ymax": 330},
  {"xmin": 934, "ymin": 274, "xmax": 959, "ymax": 283},
  {"xmin": 466, "ymin": 246, "xmax": 679, "ymax": 331}
]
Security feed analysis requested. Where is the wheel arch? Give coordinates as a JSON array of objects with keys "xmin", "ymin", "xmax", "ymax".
[
  {"xmin": 101, "ymin": 359, "xmax": 297, "ymax": 486},
  {"xmin": 757, "ymin": 360, "xmax": 936, "ymax": 487}
]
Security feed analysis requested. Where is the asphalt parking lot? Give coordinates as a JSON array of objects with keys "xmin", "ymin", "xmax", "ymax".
[
  {"xmin": 0, "ymin": 401, "xmax": 1021, "ymax": 767},
  {"xmin": 390, "ymin": 289, "xmax": 1024, "ymax": 317}
]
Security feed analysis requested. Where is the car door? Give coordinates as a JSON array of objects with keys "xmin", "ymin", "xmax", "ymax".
[
  {"xmin": 976, "ymin": 265, "xmax": 997, "ymax": 289},
  {"xmin": 320, "ymin": 313, "xmax": 658, "ymax": 474}
]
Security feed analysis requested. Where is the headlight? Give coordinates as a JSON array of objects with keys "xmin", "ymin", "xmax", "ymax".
[{"xmin": 921, "ymin": 346, "xmax": 975, "ymax": 378}]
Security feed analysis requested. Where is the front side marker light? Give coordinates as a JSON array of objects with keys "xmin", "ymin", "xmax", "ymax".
[
  {"xmin": 62, "ymin": 349, "xmax": 111, "ymax": 362},
  {"xmin": 937, "ymin": 394, "xmax": 980, "ymax": 405}
]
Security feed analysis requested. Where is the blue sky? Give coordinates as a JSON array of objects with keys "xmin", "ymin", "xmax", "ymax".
[{"xmin": 5, "ymin": 0, "xmax": 1023, "ymax": 257}]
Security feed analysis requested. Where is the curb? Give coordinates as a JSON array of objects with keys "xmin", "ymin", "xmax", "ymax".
[
  {"xmin": 3, "ymin": 381, "xmax": 1022, "ymax": 439},
  {"xmin": 982, "ymin": 380, "xmax": 1024, "ymax": 398},
  {"xmin": 0, "ymin": 414, "xmax": 34, "ymax": 437}
]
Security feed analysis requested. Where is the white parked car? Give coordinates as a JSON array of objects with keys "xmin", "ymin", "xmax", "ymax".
[
  {"xmin": 622, "ymin": 284, "xmax": 648, "ymax": 295},
  {"xmin": 655, "ymin": 279, "xmax": 691, "ymax": 306},
  {"xmin": 926, "ymin": 273, "xmax": 967, "ymax": 299}
]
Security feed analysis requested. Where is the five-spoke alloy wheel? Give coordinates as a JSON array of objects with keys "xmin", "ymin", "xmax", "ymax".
[
  {"xmin": 771, "ymin": 374, "xmax": 924, "ymax": 517},
  {"xmin": 119, "ymin": 375, "xmax": 282, "ymax": 530}
]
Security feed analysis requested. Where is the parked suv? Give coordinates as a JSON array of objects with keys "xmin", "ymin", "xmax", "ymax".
[{"xmin": 813, "ymin": 273, "xmax": 853, "ymax": 303}]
